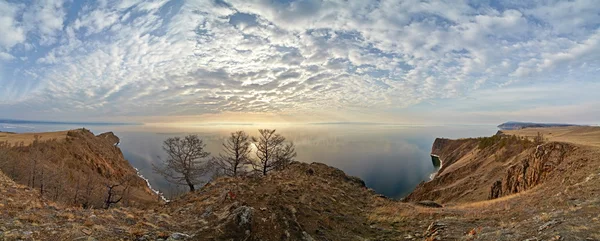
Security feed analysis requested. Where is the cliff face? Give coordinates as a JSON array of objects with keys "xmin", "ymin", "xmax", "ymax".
[
  {"xmin": 406, "ymin": 134, "xmax": 541, "ymax": 203},
  {"xmin": 2, "ymin": 127, "xmax": 600, "ymax": 241},
  {"xmin": 408, "ymin": 132, "xmax": 588, "ymax": 204},
  {"xmin": 489, "ymin": 142, "xmax": 574, "ymax": 199},
  {"xmin": 430, "ymin": 137, "xmax": 478, "ymax": 175},
  {"xmin": 0, "ymin": 129, "xmax": 158, "ymax": 208}
]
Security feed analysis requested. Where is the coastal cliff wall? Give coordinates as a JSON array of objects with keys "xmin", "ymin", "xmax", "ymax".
[
  {"xmin": 406, "ymin": 132, "xmax": 584, "ymax": 204},
  {"xmin": 489, "ymin": 142, "xmax": 574, "ymax": 199},
  {"xmin": 407, "ymin": 134, "xmax": 548, "ymax": 203},
  {"xmin": 0, "ymin": 129, "xmax": 158, "ymax": 208}
]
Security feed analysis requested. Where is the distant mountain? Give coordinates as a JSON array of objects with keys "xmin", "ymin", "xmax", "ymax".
[
  {"xmin": 0, "ymin": 118, "xmax": 140, "ymax": 126},
  {"xmin": 497, "ymin": 121, "xmax": 580, "ymax": 130}
]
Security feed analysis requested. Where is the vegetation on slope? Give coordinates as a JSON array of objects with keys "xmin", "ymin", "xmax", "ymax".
[
  {"xmin": 0, "ymin": 129, "xmax": 158, "ymax": 209},
  {"xmin": 1, "ymin": 127, "xmax": 600, "ymax": 240}
]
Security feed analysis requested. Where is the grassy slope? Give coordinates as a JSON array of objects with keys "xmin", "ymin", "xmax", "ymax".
[
  {"xmin": 1, "ymin": 127, "xmax": 600, "ymax": 240},
  {"xmin": 0, "ymin": 129, "xmax": 158, "ymax": 208}
]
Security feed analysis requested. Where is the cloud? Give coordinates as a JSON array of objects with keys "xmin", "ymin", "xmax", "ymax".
[
  {"xmin": 0, "ymin": 1, "xmax": 26, "ymax": 50},
  {"xmin": 0, "ymin": 0, "xmax": 599, "ymax": 122}
]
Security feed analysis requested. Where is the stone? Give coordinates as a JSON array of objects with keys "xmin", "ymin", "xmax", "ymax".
[
  {"xmin": 81, "ymin": 228, "xmax": 92, "ymax": 235},
  {"xmin": 424, "ymin": 221, "xmax": 446, "ymax": 239},
  {"xmin": 201, "ymin": 206, "xmax": 213, "ymax": 218},
  {"xmin": 167, "ymin": 232, "xmax": 191, "ymax": 240},
  {"xmin": 302, "ymin": 231, "xmax": 315, "ymax": 241},
  {"xmin": 538, "ymin": 220, "xmax": 561, "ymax": 231},
  {"xmin": 231, "ymin": 206, "xmax": 253, "ymax": 228},
  {"xmin": 416, "ymin": 200, "xmax": 443, "ymax": 208}
]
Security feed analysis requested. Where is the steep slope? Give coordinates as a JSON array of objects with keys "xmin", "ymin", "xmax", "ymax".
[
  {"xmin": 165, "ymin": 162, "xmax": 406, "ymax": 241},
  {"xmin": 0, "ymin": 129, "xmax": 158, "ymax": 208},
  {"xmin": 2, "ymin": 127, "xmax": 600, "ymax": 240},
  {"xmin": 0, "ymin": 169, "xmax": 185, "ymax": 240},
  {"xmin": 400, "ymin": 126, "xmax": 600, "ymax": 240},
  {"xmin": 406, "ymin": 134, "xmax": 536, "ymax": 203}
]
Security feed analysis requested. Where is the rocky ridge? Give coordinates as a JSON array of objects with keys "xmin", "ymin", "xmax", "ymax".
[{"xmin": 2, "ymin": 126, "xmax": 600, "ymax": 240}]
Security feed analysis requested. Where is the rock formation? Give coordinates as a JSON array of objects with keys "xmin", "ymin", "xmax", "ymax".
[
  {"xmin": 2, "ymin": 126, "xmax": 600, "ymax": 240},
  {"xmin": 490, "ymin": 142, "xmax": 573, "ymax": 199}
]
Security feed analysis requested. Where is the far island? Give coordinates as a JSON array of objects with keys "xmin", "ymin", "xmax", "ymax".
[{"xmin": 497, "ymin": 121, "xmax": 581, "ymax": 130}]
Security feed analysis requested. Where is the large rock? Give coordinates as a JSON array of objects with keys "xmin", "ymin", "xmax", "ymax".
[{"xmin": 489, "ymin": 142, "xmax": 572, "ymax": 199}]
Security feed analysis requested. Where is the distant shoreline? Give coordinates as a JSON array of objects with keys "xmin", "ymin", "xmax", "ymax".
[{"xmin": 0, "ymin": 119, "xmax": 141, "ymax": 126}]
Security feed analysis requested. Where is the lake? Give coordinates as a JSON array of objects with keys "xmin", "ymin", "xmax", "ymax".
[{"xmin": 0, "ymin": 122, "xmax": 496, "ymax": 199}]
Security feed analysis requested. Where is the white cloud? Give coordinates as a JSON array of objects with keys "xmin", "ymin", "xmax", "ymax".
[
  {"xmin": 0, "ymin": 0, "xmax": 599, "ymax": 122},
  {"xmin": 21, "ymin": 0, "xmax": 66, "ymax": 46},
  {"xmin": 0, "ymin": 1, "xmax": 26, "ymax": 50},
  {"xmin": 0, "ymin": 52, "xmax": 15, "ymax": 61}
]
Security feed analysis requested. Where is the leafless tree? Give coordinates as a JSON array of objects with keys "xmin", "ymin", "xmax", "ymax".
[
  {"xmin": 274, "ymin": 141, "xmax": 296, "ymax": 171},
  {"xmin": 153, "ymin": 135, "xmax": 211, "ymax": 192},
  {"xmin": 81, "ymin": 177, "xmax": 97, "ymax": 209},
  {"xmin": 211, "ymin": 131, "xmax": 252, "ymax": 177},
  {"xmin": 103, "ymin": 175, "xmax": 134, "ymax": 209},
  {"xmin": 104, "ymin": 183, "xmax": 125, "ymax": 209},
  {"xmin": 74, "ymin": 176, "xmax": 81, "ymax": 205},
  {"xmin": 534, "ymin": 132, "xmax": 545, "ymax": 145},
  {"xmin": 252, "ymin": 129, "xmax": 297, "ymax": 175}
]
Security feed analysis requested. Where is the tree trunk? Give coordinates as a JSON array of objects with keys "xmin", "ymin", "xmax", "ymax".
[{"xmin": 186, "ymin": 178, "xmax": 195, "ymax": 192}]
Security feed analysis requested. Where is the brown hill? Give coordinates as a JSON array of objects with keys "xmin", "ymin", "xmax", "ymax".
[
  {"xmin": 165, "ymin": 161, "xmax": 407, "ymax": 240},
  {"xmin": 403, "ymin": 126, "xmax": 600, "ymax": 240},
  {"xmin": 0, "ymin": 167, "xmax": 185, "ymax": 240},
  {"xmin": 0, "ymin": 129, "xmax": 158, "ymax": 208},
  {"xmin": 1, "ymin": 126, "xmax": 600, "ymax": 240}
]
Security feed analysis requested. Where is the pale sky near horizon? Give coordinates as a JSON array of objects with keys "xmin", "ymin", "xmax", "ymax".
[{"xmin": 0, "ymin": 0, "xmax": 599, "ymax": 125}]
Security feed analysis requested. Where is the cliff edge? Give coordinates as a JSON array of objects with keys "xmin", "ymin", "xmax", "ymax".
[
  {"xmin": 1, "ymin": 127, "xmax": 600, "ymax": 240},
  {"xmin": 0, "ymin": 129, "xmax": 158, "ymax": 208}
]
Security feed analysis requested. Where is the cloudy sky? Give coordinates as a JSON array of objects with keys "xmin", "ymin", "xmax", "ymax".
[{"xmin": 0, "ymin": 0, "xmax": 599, "ymax": 124}]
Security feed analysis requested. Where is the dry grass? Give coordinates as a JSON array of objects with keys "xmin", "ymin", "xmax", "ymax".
[
  {"xmin": 504, "ymin": 126, "xmax": 600, "ymax": 147},
  {"xmin": 0, "ymin": 130, "xmax": 69, "ymax": 146},
  {"xmin": 451, "ymin": 191, "xmax": 528, "ymax": 210}
]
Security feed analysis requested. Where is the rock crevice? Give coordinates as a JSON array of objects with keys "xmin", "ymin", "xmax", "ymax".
[{"xmin": 489, "ymin": 143, "xmax": 572, "ymax": 199}]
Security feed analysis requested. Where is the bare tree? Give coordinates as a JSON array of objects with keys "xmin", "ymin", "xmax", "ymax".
[
  {"xmin": 534, "ymin": 132, "xmax": 545, "ymax": 145},
  {"xmin": 252, "ymin": 129, "xmax": 297, "ymax": 175},
  {"xmin": 81, "ymin": 176, "xmax": 97, "ymax": 209},
  {"xmin": 104, "ymin": 183, "xmax": 126, "ymax": 209},
  {"xmin": 153, "ymin": 135, "xmax": 211, "ymax": 192},
  {"xmin": 274, "ymin": 142, "xmax": 297, "ymax": 171},
  {"xmin": 211, "ymin": 131, "xmax": 252, "ymax": 177}
]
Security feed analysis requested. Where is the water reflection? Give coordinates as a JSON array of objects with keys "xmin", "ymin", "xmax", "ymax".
[{"xmin": 0, "ymin": 123, "xmax": 495, "ymax": 199}]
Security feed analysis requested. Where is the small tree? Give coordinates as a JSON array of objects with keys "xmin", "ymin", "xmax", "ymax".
[
  {"xmin": 211, "ymin": 131, "xmax": 252, "ymax": 177},
  {"xmin": 534, "ymin": 132, "xmax": 544, "ymax": 145},
  {"xmin": 153, "ymin": 135, "xmax": 211, "ymax": 192},
  {"xmin": 252, "ymin": 129, "xmax": 297, "ymax": 175},
  {"xmin": 274, "ymin": 142, "xmax": 296, "ymax": 170},
  {"xmin": 103, "ymin": 176, "xmax": 134, "ymax": 209}
]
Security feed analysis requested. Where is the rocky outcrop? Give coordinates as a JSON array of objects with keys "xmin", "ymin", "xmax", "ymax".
[
  {"xmin": 96, "ymin": 132, "xmax": 120, "ymax": 146},
  {"xmin": 407, "ymin": 134, "xmax": 542, "ymax": 203},
  {"xmin": 488, "ymin": 180, "xmax": 502, "ymax": 199},
  {"xmin": 489, "ymin": 142, "xmax": 573, "ymax": 199},
  {"xmin": 0, "ymin": 129, "xmax": 158, "ymax": 208},
  {"xmin": 167, "ymin": 161, "xmax": 393, "ymax": 241}
]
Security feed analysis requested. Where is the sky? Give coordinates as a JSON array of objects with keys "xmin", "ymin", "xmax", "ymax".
[{"xmin": 0, "ymin": 0, "xmax": 599, "ymax": 125}]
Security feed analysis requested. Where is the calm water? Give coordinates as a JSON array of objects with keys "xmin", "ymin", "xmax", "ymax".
[{"xmin": 0, "ymin": 123, "xmax": 495, "ymax": 198}]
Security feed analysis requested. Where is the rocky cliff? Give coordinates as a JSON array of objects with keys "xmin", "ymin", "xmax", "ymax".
[
  {"xmin": 489, "ymin": 142, "xmax": 574, "ymax": 199},
  {"xmin": 406, "ymin": 133, "xmax": 578, "ymax": 203},
  {"xmin": 0, "ymin": 129, "xmax": 158, "ymax": 208},
  {"xmin": 2, "ymin": 127, "xmax": 600, "ymax": 240}
]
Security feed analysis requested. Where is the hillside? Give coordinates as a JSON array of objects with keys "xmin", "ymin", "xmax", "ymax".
[
  {"xmin": 405, "ymin": 126, "xmax": 600, "ymax": 239},
  {"xmin": 0, "ymin": 129, "xmax": 158, "ymax": 208},
  {"xmin": 1, "ymin": 127, "xmax": 600, "ymax": 240}
]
